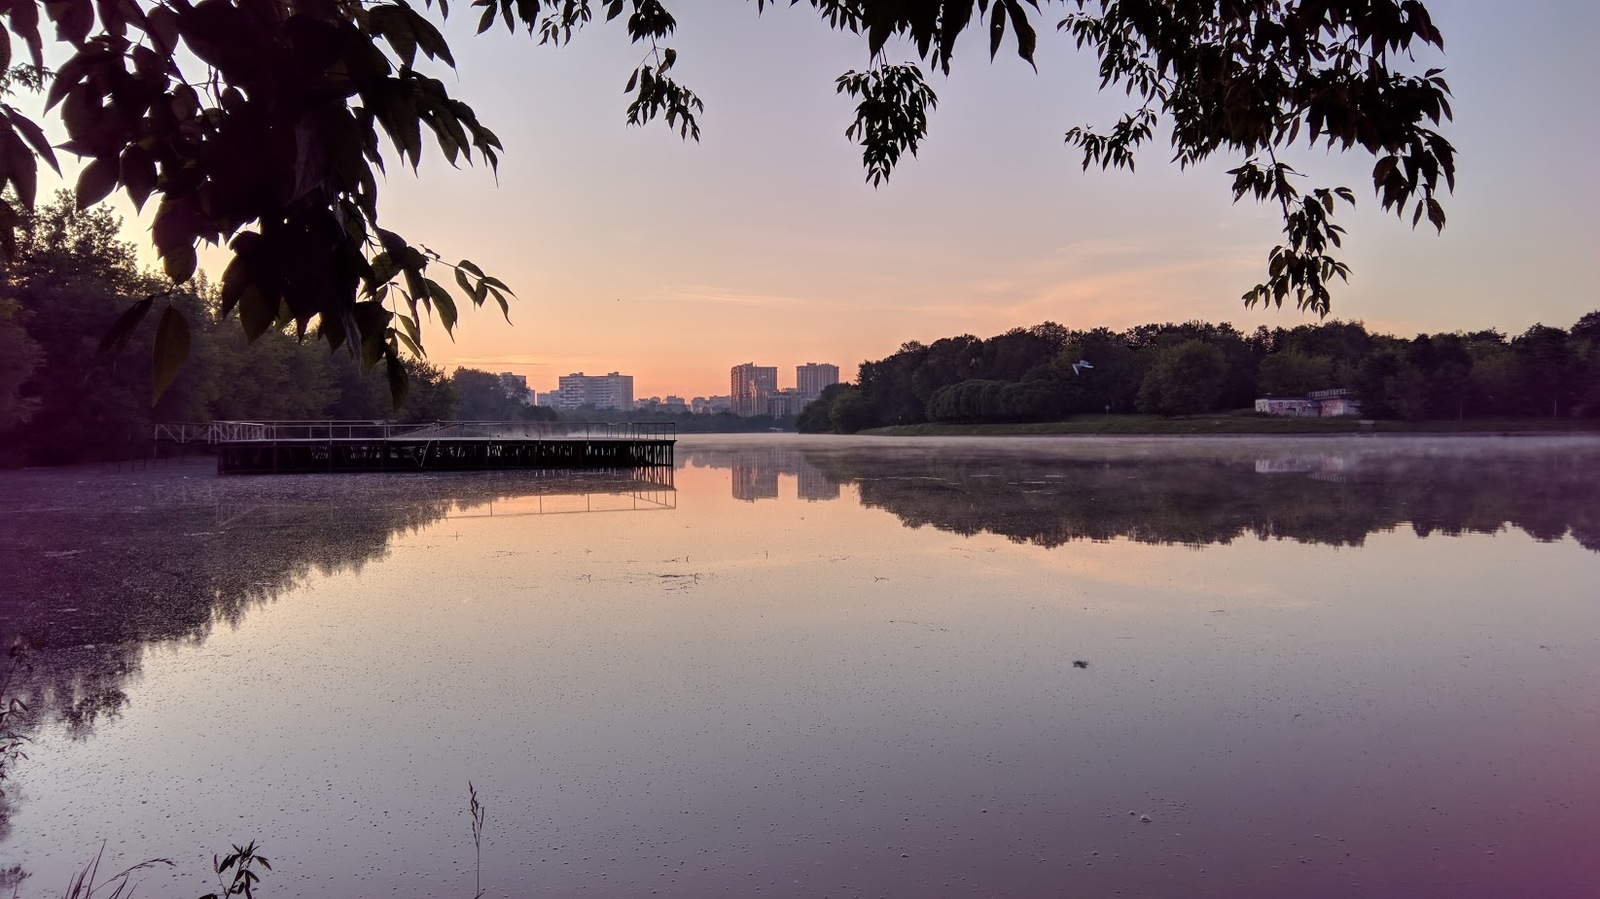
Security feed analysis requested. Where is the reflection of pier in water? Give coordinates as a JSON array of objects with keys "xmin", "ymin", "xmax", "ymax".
[
  {"xmin": 178, "ymin": 466, "xmax": 677, "ymax": 531},
  {"xmin": 444, "ymin": 467, "xmax": 676, "ymax": 516}
]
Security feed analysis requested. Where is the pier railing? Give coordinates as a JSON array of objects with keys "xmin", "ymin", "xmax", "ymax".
[
  {"xmin": 393, "ymin": 421, "xmax": 677, "ymax": 442},
  {"xmin": 158, "ymin": 421, "xmax": 676, "ymax": 444}
]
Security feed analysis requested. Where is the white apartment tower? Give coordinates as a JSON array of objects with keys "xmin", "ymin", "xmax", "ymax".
[
  {"xmin": 555, "ymin": 372, "xmax": 635, "ymax": 411},
  {"xmin": 796, "ymin": 363, "xmax": 840, "ymax": 401}
]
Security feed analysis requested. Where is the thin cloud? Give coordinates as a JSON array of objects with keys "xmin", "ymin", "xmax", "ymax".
[
  {"xmin": 445, "ymin": 354, "xmax": 594, "ymax": 371},
  {"xmin": 651, "ymin": 285, "xmax": 857, "ymax": 311},
  {"xmin": 893, "ymin": 240, "xmax": 1263, "ymax": 328}
]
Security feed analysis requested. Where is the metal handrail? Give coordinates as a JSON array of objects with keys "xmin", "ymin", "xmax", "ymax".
[{"xmin": 201, "ymin": 420, "xmax": 677, "ymax": 443}]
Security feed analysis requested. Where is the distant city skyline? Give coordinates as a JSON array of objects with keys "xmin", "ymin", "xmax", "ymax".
[
  {"xmin": 726, "ymin": 361, "xmax": 841, "ymax": 416},
  {"xmin": 525, "ymin": 359, "xmax": 840, "ymax": 412}
]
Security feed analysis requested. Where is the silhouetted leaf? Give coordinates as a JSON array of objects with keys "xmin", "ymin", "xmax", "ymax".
[
  {"xmin": 96, "ymin": 295, "xmax": 154, "ymax": 357},
  {"xmin": 353, "ymin": 300, "xmax": 393, "ymax": 369},
  {"xmin": 385, "ymin": 344, "xmax": 409, "ymax": 407},
  {"xmin": 239, "ymin": 285, "xmax": 276, "ymax": 340},
  {"xmin": 151, "ymin": 304, "xmax": 191, "ymax": 402},
  {"xmin": 45, "ymin": 0, "xmax": 94, "ymax": 45},
  {"xmin": 74, "ymin": 156, "xmax": 118, "ymax": 209},
  {"xmin": 987, "ymin": 1, "xmax": 1006, "ymax": 60},
  {"xmin": 2, "ymin": 129, "xmax": 36, "ymax": 208},
  {"xmin": 162, "ymin": 241, "xmax": 197, "ymax": 283},
  {"xmin": 1425, "ymin": 197, "xmax": 1445, "ymax": 231},
  {"xmin": 7, "ymin": 110, "xmax": 57, "ymax": 174},
  {"xmin": 425, "ymin": 277, "xmax": 458, "ymax": 333},
  {"xmin": 121, "ymin": 144, "xmax": 157, "ymax": 210},
  {"xmin": 394, "ymin": 327, "xmax": 422, "ymax": 357}
]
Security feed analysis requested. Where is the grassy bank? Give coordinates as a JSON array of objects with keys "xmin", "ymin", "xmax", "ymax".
[{"xmin": 861, "ymin": 415, "xmax": 1600, "ymax": 437}]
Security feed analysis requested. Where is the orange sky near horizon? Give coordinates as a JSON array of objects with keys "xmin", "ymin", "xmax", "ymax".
[{"xmin": 51, "ymin": 2, "xmax": 1600, "ymax": 400}]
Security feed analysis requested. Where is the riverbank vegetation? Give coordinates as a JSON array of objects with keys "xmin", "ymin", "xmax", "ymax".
[
  {"xmin": 865, "ymin": 417, "xmax": 1600, "ymax": 437},
  {"xmin": 0, "ymin": 196, "xmax": 798, "ymax": 468},
  {"xmin": 0, "ymin": 195, "xmax": 463, "ymax": 466},
  {"xmin": 798, "ymin": 318, "xmax": 1600, "ymax": 434}
]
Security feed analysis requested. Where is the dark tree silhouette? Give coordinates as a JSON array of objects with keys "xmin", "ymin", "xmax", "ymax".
[{"xmin": 0, "ymin": 1, "xmax": 1454, "ymax": 403}]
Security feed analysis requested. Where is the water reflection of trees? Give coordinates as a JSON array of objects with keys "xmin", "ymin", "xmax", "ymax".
[
  {"xmin": 0, "ymin": 463, "xmax": 675, "ymax": 755},
  {"xmin": 794, "ymin": 442, "xmax": 1600, "ymax": 551}
]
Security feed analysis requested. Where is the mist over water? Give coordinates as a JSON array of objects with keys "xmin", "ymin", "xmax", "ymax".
[{"xmin": 2, "ymin": 435, "xmax": 1597, "ymax": 898}]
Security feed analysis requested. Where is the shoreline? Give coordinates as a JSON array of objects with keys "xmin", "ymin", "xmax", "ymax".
[{"xmin": 858, "ymin": 416, "xmax": 1600, "ymax": 438}]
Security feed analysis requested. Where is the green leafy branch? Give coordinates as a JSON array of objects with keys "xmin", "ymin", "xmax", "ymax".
[
  {"xmin": 4, "ymin": 0, "xmax": 524, "ymax": 405},
  {"xmin": 835, "ymin": 62, "xmax": 937, "ymax": 187},
  {"xmin": 1052, "ymin": 0, "xmax": 1455, "ymax": 315},
  {"xmin": 616, "ymin": 1, "xmax": 703, "ymax": 140},
  {"xmin": 199, "ymin": 841, "xmax": 272, "ymax": 899},
  {"xmin": 1230, "ymin": 155, "xmax": 1356, "ymax": 314}
]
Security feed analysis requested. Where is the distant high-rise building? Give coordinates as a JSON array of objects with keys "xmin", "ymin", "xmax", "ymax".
[
  {"xmin": 692, "ymin": 396, "xmax": 732, "ymax": 415},
  {"xmin": 730, "ymin": 363, "xmax": 778, "ymax": 416},
  {"xmin": 556, "ymin": 371, "xmax": 635, "ymax": 411},
  {"xmin": 796, "ymin": 363, "xmax": 840, "ymax": 401},
  {"xmin": 766, "ymin": 388, "xmax": 808, "ymax": 418}
]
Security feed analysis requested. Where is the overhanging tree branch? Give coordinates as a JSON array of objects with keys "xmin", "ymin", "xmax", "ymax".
[{"xmin": 0, "ymin": 0, "xmax": 1455, "ymax": 403}]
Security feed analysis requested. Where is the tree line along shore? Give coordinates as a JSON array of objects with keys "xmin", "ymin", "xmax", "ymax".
[{"xmin": 796, "ymin": 318, "xmax": 1600, "ymax": 434}]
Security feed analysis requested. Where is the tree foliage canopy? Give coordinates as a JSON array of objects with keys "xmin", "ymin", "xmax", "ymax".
[
  {"xmin": 0, "ymin": 193, "xmax": 473, "ymax": 464},
  {"xmin": 798, "ymin": 314, "xmax": 1600, "ymax": 432},
  {"xmin": 0, "ymin": 0, "xmax": 1455, "ymax": 403},
  {"xmin": 1136, "ymin": 338, "xmax": 1226, "ymax": 416}
]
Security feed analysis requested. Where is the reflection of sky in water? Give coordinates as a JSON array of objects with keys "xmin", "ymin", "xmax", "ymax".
[{"xmin": 2, "ymin": 436, "xmax": 1597, "ymax": 898}]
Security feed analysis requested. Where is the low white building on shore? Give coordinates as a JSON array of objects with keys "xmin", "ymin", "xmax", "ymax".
[{"xmin": 1255, "ymin": 388, "xmax": 1362, "ymax": 417}]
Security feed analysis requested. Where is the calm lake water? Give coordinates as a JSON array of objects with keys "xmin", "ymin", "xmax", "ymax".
[{"xmin": 1, "ymin": 435, "xmax": 1597, "ymax": 898}]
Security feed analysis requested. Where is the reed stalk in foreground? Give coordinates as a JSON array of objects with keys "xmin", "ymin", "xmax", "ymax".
[
  {"xmin": 59, "ymin": 844, "xmax": 173, "ymax": 899},
  {"xmin": 468, "ymin": 781, "xmax": 486, "ymax": 899}
]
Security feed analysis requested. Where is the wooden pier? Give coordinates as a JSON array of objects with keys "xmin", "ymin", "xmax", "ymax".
[{"xmin": 189, "ymin": 421, "xmax": 675, "ymax": 474}]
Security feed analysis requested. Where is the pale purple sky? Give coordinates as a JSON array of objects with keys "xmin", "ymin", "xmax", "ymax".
[{"xmin": 70, "ymin": 2, "xmax": 1600, "ymax": 398}]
